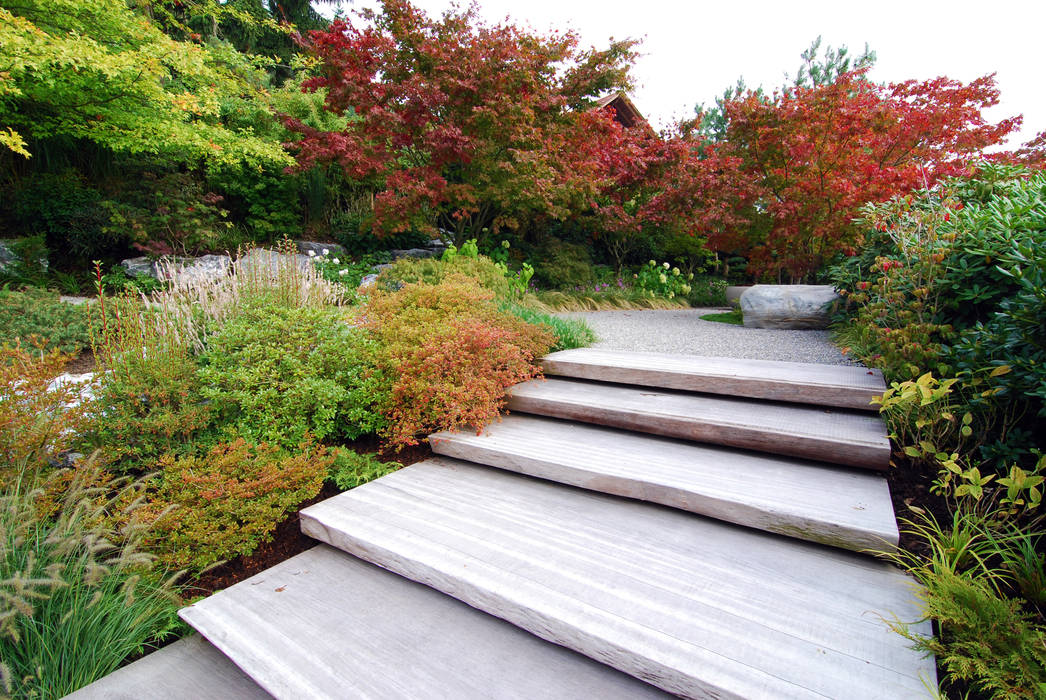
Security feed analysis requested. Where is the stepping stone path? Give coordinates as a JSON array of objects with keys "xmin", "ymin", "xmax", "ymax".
[{"xmin": 74, "ymin": 349, "xmax": 935, "ymax": 699}]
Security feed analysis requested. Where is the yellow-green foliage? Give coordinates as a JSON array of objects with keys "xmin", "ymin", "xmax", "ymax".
[
  {"xmin": 375, "ymin": 255, "xmax": 511, "ymax": 298},
  {"xmin": 0, "ymin": 0, "xmax": 291, "ymax": 167},
  {"xmin": 327, "ymin": 448, "xmax": 402, "ymax": 491},
  {"xmin": 888, "ymin": 551, "xmax": 1046, "ymax": 699},
  {"xmin": 144, "ymin": 440, "xmax": 332, "ymax": 572},
  {"xmin": 199, "ymin": 301, "xmax": 386, "ymax": 448}
]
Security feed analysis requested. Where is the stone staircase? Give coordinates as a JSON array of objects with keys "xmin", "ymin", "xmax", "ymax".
[{"xmin": 70, "ymin": 349, "xmax": 936, "ymax": 700}]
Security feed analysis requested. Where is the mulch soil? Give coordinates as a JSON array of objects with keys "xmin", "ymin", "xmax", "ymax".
[
  {"xmin": 63, "ymin": 349, "xmax": 97, "ymax": 374},
  {"xmin": 183, "ymin": 439, "xmax": 434, "ymax": 598},
  {"xmin": 884, "ymin": 452, "xmax": 952, "ymax": 557}
]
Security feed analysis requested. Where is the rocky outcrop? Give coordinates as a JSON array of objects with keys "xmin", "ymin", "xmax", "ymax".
[{"xmin": 740, "ymin": 285, "xmax": 841, "ymax": 330}]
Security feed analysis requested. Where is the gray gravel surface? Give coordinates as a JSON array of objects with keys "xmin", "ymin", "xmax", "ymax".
[{"xmin": 557, "ymin": 308, "xmax": 857, "ymax": 365}]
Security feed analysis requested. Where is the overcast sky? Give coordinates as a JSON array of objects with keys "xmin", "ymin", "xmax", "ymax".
[{"xmin": 332, "ymin": 1, "xmax": 1044, "ymax": 147}]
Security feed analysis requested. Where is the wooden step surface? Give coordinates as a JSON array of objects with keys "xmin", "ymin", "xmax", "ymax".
[
  {"xmin": 65, "ymin": 634, "xmax": 271, "ymax": 700},
  {"xmin": 179, "ymin": 545, "xmax": 667, "ymax": 700},
  {"xmin": 507, "ymin": 377, "xmax": 891, "ymax": 470},
  {"xmin": 542, "ymin": 348, "xmax": 886, "ymax": 411},
  {"xmin": 429, "ymin": 415, "xmax": 898, "ymax": 552},
  {"xmin": 301, "ymin": 459, "xmax": 935, "ymax": 699}
]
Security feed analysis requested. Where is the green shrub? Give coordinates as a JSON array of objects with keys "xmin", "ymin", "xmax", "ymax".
[
  {"xmin": 103, "ymin": 171, "xmax": 232, "ymax": 257},
  {"xmin": 885, "ymin": 511, "xmax": 1046, "ymax": 700},
  {"xmin": 328, "ymin": 448, "xmax": 402, "ymax": 491},
  {"xmin": 10, "ymin": 170, "xmax": 117, "ymax": 262},
  {"xmin": 144, "ymin": 440, "xmax": 332, "ymax": 572},
  {"xmin": 501, "ymin": 303, "xmax": 596, "ymax": 351},
  {"xmin": 199, "ymin": 300, "xmax": 386, "ymax": 449},
  {"xmin": 375, "ymin": 254, "xmax": 511, "ymax": 298},
  {"xmin": 635, "ymin": 260, "xmax": 695, "ymax": 301},
  {"xmin": 310, "ymin": 251, "xmax": 389, "ymax": 300},
  {"xmin": 99, "ymin": 265, "xmax": 167, "ymax": 296},
  {"xmin": 532, "ymin": 240, "xmax": 594, "ymax": 289},
  {"xmin": 0, "ymin": 287, "xmax": 95, "ymax": 355},
  {"xmin": 0, "ymin": 460, "xmax": 179, "ymax": 698},
  {"xmin": 688, "ymin": 275, "xmax": 728, "ymax": 306},
  {"xmin": 365, "ymin": 275, "xmax": 553, "ymax": 447},
  {"xmin": 86, "ymin": 295, "xmax": 212, "ymax": 469}
]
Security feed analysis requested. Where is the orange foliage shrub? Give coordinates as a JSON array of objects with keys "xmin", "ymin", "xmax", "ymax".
[
  {"xmin": 364, "ymin": 275, "xmax": 553, "ymax": 447},
  {"xmin": 0, "ymin": 344, "xmax": 91, "ymax": 482},
  {"xmin": 143, "ymin": 439, "xmax": 332, "ymax": 572}
]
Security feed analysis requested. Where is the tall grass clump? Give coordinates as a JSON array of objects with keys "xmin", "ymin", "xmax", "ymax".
[
  {"xmin": 501, "ymin": 304, "xmax": 596, "ymax": 351},
  {"xmin": 0, "ymin": 458, "xmax": 180, "ymax": 698}
]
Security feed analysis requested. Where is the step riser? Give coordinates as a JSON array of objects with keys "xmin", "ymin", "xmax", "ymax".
[
  {"xmin": 507, "ymin": 393, "xmax": 890, "ymax": 470},
  {"xmin": 180, "ymin": 545, "xmax": 665, "ymax": 700},
  {"xmin": 300, "ymin": 516, "xmax": 708, "ymax": 698},
  {"xmin": 545, "ymin": 362, "xmax": 877, "ymax": 410},
  {"xmin": 429, "ymin": 426, "xmax": 898, "ymax": 553},
  {"xmin": 300, "ymin": 461, "xmax": 935, "ymax": 699},
  {"xmin": 542, "ymin": 350, "xmax": 885, "ymax": 411}
]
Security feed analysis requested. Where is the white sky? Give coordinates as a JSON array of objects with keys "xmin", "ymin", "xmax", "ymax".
[{"xmin": 331, "ymin": 0, "xmax": 1044, "ymax": 147}]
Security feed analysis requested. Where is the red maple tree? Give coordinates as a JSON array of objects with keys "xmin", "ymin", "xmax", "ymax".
[
  {"xmin": 700, "ymin": 69, "xmax": 1024, "ymax": 280},
  {"xmin": 284, "ymin": 0, "xmax": 637, "ymax": 244}
]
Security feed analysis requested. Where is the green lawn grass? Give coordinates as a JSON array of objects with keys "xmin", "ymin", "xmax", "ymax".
[{"xmin": 700, "ymin": 310, "xmax": 743, "ymax": 325}]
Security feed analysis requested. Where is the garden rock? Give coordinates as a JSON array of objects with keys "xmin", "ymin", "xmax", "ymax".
[
  {"xmin": 237, "ymin": 248, "xmax": 311, "ymax": 276},
  {"xmin": 0, "ymin": 240, "xmax": 18, "ymax": 270},
  {"xmin": 391, "ymin": 248, "xmax": 439, "ymax": 260},
  {"xmin": 295, "ymin": 240, "xmax": 347, "ymax": 259},
  {"xmin": 740, "ymin": 285, "xmax": 841, "ymax": 330},
  {"xmin": 0, "ymin": 238, "xmax": 48, "ymax": 271},
  {"xmin": 725, "ymin": 286, "xmax": 751, "ymax": 308},
  {"xmin": 48, "ymin": 372, "xmax": 97, "ymax": 408},
  {"xmin": 120, "ymin": 256, "xmax": 158, "ymax": 278},
  {"xmin": 160, "ymin": 254, "xmax": 232, "ymax": 282},
  {"xmin": 358, "ymin": 273, "xmax": 380, "ymax": 290}
]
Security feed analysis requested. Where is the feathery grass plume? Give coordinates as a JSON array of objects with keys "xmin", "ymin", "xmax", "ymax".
[
  {"xmin": 0, "ymin": 454, "xmax": 179, "ymax": 698},
  {"xmin": 523, "ymin": 289, "xmax": 690, "ymax": 312}
]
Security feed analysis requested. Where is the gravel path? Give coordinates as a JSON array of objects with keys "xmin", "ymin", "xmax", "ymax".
[{"xmin": 557, "ymin": 308, "xmax": 856, "ymax": 365}]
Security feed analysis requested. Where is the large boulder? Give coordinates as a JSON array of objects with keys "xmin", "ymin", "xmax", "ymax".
[
  {"xmin": 0, "ymin": 238, "xmax": 48, "ymax": 271},
  {"xmin": 159, "ymin": 254, "xmax": 232, "ymax": 282},
  {"xmin": 740, "ymin": 285, "xmax": 841, "ymax": 330},
  {"xmin": 120, "ymin": 256, "xmax": 157, "ymax": 278},
  {"xmin": 237, "ymin": 248, "xmax": 311, "ymax": 276}
]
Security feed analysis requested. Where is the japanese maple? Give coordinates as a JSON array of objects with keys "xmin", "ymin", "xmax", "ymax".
[
  {"xmin": 286, "ymin": 0, "xmax": 637, "ymax": 243},
  {"xmin": 700, "ymin": 69, "xmax": 1023, "ymax": 280}
]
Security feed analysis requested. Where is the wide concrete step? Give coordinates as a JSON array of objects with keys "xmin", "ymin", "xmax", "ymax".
[
  {"xmin": 179, "ymin": 545, "xmax": 666, "ymax": 700},
  {"xmin": 301, "ymin": 459, "xmax": 936, "ymax": 699},
  {"xmin": 65, "ymin": 634, "xmax": 271, "ymax": 700},
  {"xmin": 508, "ymin": 377, "xmax": 891, "ymax": 470},
  {"xmin": 429, "ymin": 415, "xmax": 898, "ymax": 552},
  {"xmin": 543, "ymin": 348, "xmax": 886, "ymax": 411}
]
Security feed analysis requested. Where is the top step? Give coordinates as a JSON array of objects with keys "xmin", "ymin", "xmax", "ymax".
[{"xmin": 542, "ymin": 349, "xmax": 885, "ymax": 411}]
